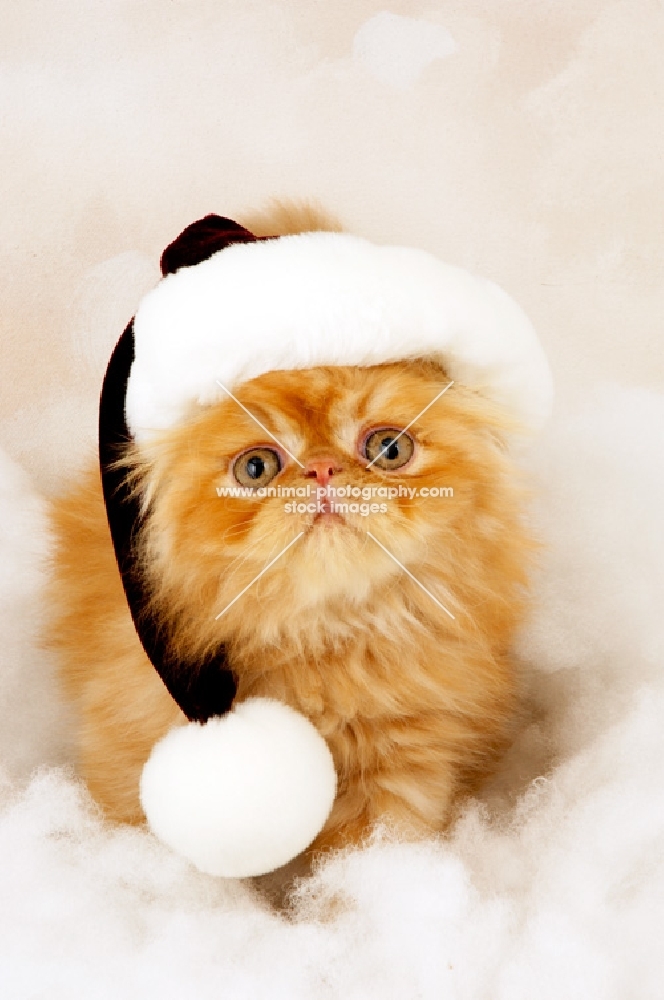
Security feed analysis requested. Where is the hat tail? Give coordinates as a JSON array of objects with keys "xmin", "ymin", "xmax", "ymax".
[{"xmin": 98, "ymin": 318, "xmax": 237, "ymax": 722}]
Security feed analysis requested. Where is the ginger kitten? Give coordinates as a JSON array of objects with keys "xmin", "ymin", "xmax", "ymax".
[{"xmin": 48, "ymin": 206, "xmax": 533, "ymax": 856}]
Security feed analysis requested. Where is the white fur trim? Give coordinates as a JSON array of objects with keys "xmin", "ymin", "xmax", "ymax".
[
  {"xmin": 126, "ymin": 232, "xmax": 553, "ymax": 442},
  {"xmin": 139, "ymin": 698, "xmax": 337, "ymax": 878}
]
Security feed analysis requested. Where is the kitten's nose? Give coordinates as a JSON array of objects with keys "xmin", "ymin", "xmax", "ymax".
[{"xmin": 304, "ymin": 455, "xmax": 342, "ymax": 488}]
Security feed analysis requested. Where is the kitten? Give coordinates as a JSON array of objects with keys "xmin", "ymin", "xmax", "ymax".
[{"xmin": 48, "ymin": 206, "xmax": 533, "ymax": 856}]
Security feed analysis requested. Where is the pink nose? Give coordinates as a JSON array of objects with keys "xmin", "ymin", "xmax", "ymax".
[{"xmin": 304, "ymin": 455, "xmax": 342, "ymax": 488}]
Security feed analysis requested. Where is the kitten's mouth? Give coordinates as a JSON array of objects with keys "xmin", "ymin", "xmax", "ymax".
[
  {"xmin": 299, "ymin": 494, "xmax": 364, "ymax": 536},
  {"xmin": 304, "ymin": 507, "xmax": 353, "ymax": 535},
  {"xmin": 313, "ymin": 510, "xmax": 344, "ymax": 526},
  {"xmin": 308, "ymin": 492, "xmax": 346, "ymax": 525}
]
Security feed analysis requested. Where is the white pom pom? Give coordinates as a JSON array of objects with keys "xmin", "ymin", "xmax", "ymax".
[{"xmin": 140, "ymin": 698, "xmax": 337, "ymax": 878}]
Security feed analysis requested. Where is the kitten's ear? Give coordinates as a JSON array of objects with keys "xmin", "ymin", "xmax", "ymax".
[{"xmin": 160, "ymin": 215, "xmax": 257, "ymax": 276}]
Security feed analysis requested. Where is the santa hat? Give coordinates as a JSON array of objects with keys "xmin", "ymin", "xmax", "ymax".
[{"xmin": 99, "ymin": 215, "xmax": 553, "ymax": 878}]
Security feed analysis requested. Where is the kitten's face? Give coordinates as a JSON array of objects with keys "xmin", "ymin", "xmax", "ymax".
[{"xmin": 139, "ymin": 361, "xmax": 512, "ymax": 646}]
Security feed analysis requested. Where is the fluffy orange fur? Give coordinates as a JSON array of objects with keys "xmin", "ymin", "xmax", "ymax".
[
  {"xmin": 47, "ymin": 205, "xmax": 534, "ymax": 857},
  {"xmin": 239, "ymin": 199, "xmax": 343, "ymax": 237}
]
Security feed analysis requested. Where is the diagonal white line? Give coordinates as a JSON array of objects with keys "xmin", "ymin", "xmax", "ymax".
[
  {"xmin": 215, "ymin": 380, "xmax": 305, "ymax": 468},
  {"xmin": 214, "ymin": 531, "xmax": 305, "ymax": 620},
  {"xmin": 366, "ymin": 531, "xmax": 456, "ymax": 620},
  {"xmin": 365, "ymin": 380, "xmax": 455, "ymax": 469}
]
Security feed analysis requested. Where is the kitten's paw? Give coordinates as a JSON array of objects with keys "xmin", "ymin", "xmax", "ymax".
[{"xmin": 140, "ymin": 697, "xmax": 337, "ymax": 878}]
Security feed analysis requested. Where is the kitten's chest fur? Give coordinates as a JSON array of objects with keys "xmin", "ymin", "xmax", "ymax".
[
  {"xmin": 234, "ymin": 594, "xmax": 430, "ymax": 726},
  {"xmin": 229, "ymin": 580, "xmax": 514, "ymax": 836}
]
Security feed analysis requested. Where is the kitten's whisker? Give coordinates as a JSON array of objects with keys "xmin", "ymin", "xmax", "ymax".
[
  {"xmin": 365, "ymin": 380, "xmax": 454, "ymax": 469},
  {"xmin": 365, "ymin": 531, "xmax": 456, "ymax": 620},
  {"xmin": 218, "ymin": 529, "xmax": 278, "ymax": 591},
  {"xmin": 218, "ymin": 552, "xmax": 276, "ymax": 611},
  {"xmin": 401, "ymin": 526, "xmax": 466, "ymax": 620},
  {"xmin": 215, "ymin": 532, "xmax": 304, "ymax": 620},
  {"xmin": 215, "ymin": 380, "xmax": 305, "ymax": 468},
  {"xmin": 220, "ymin": 522, "xmax": 273, "ymax": 545},
  {"xmin": 223, "ymin": 534, "xmax": 289, "ymax": 591}
]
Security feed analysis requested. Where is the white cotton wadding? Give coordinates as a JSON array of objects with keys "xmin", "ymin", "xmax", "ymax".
[{"xmin": 0, "ymin": 384, "xmax": 663, "ymax": 997}]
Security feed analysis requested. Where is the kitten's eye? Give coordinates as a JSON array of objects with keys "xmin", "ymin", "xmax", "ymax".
[
  {"xmin": 233, "ymin": 447, "xmax": 282, "ymax": 488},
  {"xmin": 363, "ymin": 428, "xmax": 414, "ymax": 470}
]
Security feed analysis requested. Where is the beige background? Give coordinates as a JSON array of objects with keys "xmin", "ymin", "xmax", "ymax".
[
  {"xmin": 2, "ymin": 1, "xmax": 663, "ymax": 494},
  {"xmin": 1, "ymin": 7, "xmax": 663, "ymax": 986}
]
